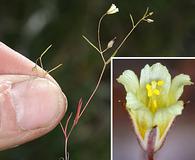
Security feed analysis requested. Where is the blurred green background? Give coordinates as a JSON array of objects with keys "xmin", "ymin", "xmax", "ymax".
[{"xmin": 0, "ymin": 0, "xmax": 195, "ymax": 159}]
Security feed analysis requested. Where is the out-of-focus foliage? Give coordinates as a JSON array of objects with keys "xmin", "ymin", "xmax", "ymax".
[{"xmin": 0, "ymin": 0, "xmax": 195, "ymax": 159}]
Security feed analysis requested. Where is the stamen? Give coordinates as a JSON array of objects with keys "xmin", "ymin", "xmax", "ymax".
[
  {"xmin": 151, "ymin": 81, "xmax": 157, "ymax": 88},
  {"xmin": 146, "ymin": 84, "xmax": 151, "ymax": 90},
  {"xmin": 157, "ymin": 80, "xmax": 164, "ymax": 86},
  {"xmin": 145, "ymin": 80, "xmax": 164, "ymax": 112},
  {"xmin": 147, "ymin": 90, "xmax": 153, "ymax": 97},
  {"xmin": 152, "ymin": 100, "xmax": 157, "ymax": 112},
  {"xmin": 153, "ymin": 100, "xmax": 157, "ymax": 108},
  {"xmin": 153, "ymin": 89, "xmax": 160, "ymax": 95}
]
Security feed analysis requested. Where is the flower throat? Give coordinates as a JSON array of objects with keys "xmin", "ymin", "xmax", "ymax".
[{"xmin": 146, "ymin": 80, "xmax": 164, "ymax": 112}]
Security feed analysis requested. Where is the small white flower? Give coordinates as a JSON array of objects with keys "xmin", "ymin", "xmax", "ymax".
[{"xmin": 107, "ymin": 4, "xmax": 119, "ymax": 15}]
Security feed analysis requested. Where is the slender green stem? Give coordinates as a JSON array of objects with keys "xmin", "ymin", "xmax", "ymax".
[
  {"xmin": 48, "ymin": 64, "xmax": 63, "ymax": 74},
  {"xmin": 82, "ymin": 35, "xmax": 101, "ymax": 53},
  {"xmin": 102, "ymin": 47, "xmax": 109, "ymax": 54},
  {"xmin": 38, "ymin": 44, "xmax": 52, "ymax": 69},
  {"xmin": 64, "ymin": 139, "xmax": 68, "ymax": 160},
  {"xmin": 129, "ymin": 14, "xmax": 135, "ymax": 27},
  {"xmin": 97, "ymin": 13, "xmax": 107, "ymax": 52},
  {"xmin": 106, "ymin": 18, "xmax": 143, "ymax": 64},
  {"xmin": 82, "ymin": 35, "xmax": 105, "ymax": 63}
]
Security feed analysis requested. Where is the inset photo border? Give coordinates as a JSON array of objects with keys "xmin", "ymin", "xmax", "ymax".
[{"xmin": 111, "ymin": 57, "xmax": 195, "ymax": 160}]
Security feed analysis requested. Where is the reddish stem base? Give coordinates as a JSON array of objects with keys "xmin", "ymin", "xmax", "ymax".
[{"xmin": 147, "ymin": 153, "xmax": 154, "ymax": 160}]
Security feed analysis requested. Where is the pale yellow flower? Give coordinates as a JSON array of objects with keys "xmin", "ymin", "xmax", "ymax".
[{"xmin": 117, "ymin": 63, "xmax": 193, "ymax": 151}]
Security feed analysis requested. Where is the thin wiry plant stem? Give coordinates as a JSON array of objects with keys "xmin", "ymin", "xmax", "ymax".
[
  {"xmin": 83, "ymin": 35, "xmax": 106, "ymax": 63},
  {"xmin": 62, "ymin": 63, "xmax": 106, "ymax": 160},
  {"xmin": 36, "ymin": 44, "xmax": 52, "ymax": 69},
  {"xmin": 65, "ymin": 139, "xmax": 69, "ymax": 160},
  {"xmin": 32, "ymin": 44, "xmax": 63, "ymax": 76},
  {"xmin": 79, "ymin": 64, "xmax": 106, "ymax": 118},
  {"xmin": 129, "ymin": 14, "xmax": 135, "ymax": 27},
  {"xmin": 102, "ymin": 47, "xmax": 109, "ymax": 54},
  {"xmin": 82, "ymin": 35, "xmax": 101, "ymax": 53},
  {"xmin": 97, "ymin": 13, "xmax": 107, "ymax": 52},
  {"xmin": 48, "ymin": 64, "xmax": 63, "ymax": 74},
  {"xmin": 106, "ymin": 7, "xmax": 152, "ymax": 64},
  {"xmin": 60, "ymin": 6, "xmax": 153, "ymax": 160}
]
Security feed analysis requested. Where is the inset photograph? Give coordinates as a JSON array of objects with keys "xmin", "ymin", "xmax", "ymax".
[{"xmin": 112, "ymin": 58, "xmax": 195, "ymax": 160}]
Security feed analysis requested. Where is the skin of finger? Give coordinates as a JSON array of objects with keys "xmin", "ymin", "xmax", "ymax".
[{"xmin": 0, "ymin": 42, "xmax": 67, "ymax": 150}]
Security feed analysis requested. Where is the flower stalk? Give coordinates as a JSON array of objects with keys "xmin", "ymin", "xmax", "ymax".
[
  {"xmin": 106, "ymin": 7, "xmax": 154, "ymax": 64},
  {"xmin": 146, "ymin": 126, "xmax": 157, "ymax": 160}
]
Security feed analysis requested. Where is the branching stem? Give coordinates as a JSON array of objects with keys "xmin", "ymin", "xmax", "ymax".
[
  {"xmin": 61, "ymin": 5, "xmax": 154, "ymax": 160},
  {"xmin": 106, "ymin": 7, "xmax": 152, "ymax": 64}
]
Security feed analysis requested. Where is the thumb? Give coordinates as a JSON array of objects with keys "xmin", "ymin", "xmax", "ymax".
[{"xmin": 0, "ymin": 42, "xmax": 67, "ymax": 150}]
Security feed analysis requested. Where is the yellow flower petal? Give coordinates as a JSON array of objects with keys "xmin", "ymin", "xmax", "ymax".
[
  {"xmin": 117, "ymin": 62, "xmax": 193, "ymax": 152},
  {"xmin": 169, "ymin": 74, "xmax": 193, "ymax": 102},
  {"xmin": 117, "ymin": 70, "xmax": 139, "ymax": 94}
]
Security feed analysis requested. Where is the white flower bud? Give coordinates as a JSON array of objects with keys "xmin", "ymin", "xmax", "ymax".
[
  {"xmin": 107, "ymin": 37, "xmax": 116, "ymax": 49},
  {"xmin": 107, "ymin": 4, "xmax": 119, "ymax": 15},
  {"xmin": 148, "ymin": 12, "xmax": 154, "ymax": 16},
  {"xmin": 146, "ymin": 18, "xmax": 154, "ymax": 23}
]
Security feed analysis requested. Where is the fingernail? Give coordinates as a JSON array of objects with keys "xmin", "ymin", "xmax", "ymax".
[{"xmin": 10, "ymin": 77, "xmax": 65, "ymax": 130}]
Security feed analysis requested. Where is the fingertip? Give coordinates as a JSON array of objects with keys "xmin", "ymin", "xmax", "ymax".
[{"xmin": 0, "ymin": 76, "xmax": 67, "ymax": 150}]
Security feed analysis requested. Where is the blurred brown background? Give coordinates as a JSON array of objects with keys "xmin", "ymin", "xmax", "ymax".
[{"xmin": 113, "ymin": 59, "xmax": 195, "ymax": 160}]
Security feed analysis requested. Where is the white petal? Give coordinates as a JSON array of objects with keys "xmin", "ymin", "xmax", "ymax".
[
  {"xmin": 169, "ymin": 74, "xmax": 193, "ymax": 101},
  {"xmin": 140, "ymin": 63, "xmax": 171, "ymax": 95},
  {"xmin": 153, "ymin": 108, "xmax": 171, "ymax": 127},
  {"xmin": 154, "ymin": 101, "xmax": 183, "ymax": 126},
  {"xmin": 153, "ymin": 107, "xmax": 173, "ymax": 143},
  {"xmin": 128, "ymin": 107, "xmax": 153, "ymax": 139},
  {"xmin": 117, "ymin": 70, "xmax": 139, "ymax": 94},
  {"xmin": 127, "ymin": 107, "xmax": 153, "ymax": 149},
  {"xmin": 134, "ymin": 107, "xmax": 153, "ymax": 129},
  {"xmin": 153, "ymin": 101, "xmax": 184, "ymax": 151},
  {"xmin": 126, "ymin": 92, "xmax": 145, "ymax": 110},
  {"xmin": 167, "ymin": 101, "xmax": 184, "ymax": 115},
  {"xmin": 140, "ymin": 64, "xmax": 150, "ymax": 88},
  {"xmin": 107, "ymin": 4, "xmax": 119, "ymax": 15}
]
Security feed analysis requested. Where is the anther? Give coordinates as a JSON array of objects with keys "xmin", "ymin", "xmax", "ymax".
[{"xmin": 157, "ymin": 80, "xmax": 164, "ymax": 86}]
